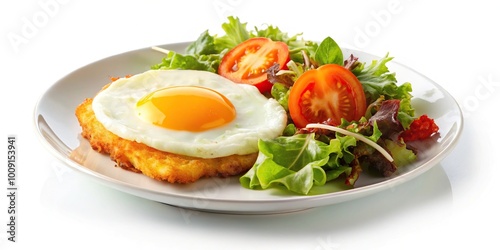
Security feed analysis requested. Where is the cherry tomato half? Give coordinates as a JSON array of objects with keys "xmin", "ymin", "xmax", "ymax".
[
  {"xmin": 288, "ymin": 64, "xmax": 367, "ymax": 128},
  {"xmin": 218, "ymin": 37, "xmax": 289, "ymax": 93}
]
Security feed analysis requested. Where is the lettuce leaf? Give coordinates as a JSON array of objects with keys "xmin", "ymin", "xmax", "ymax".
[
  {"xmin": 213, "ymin": 16, "xmax": 318, "ymax": 63},
  {"xmin": 384, "ymin": 139, "xmax": 416, "ymax": 167},
  {"xmin": 351, "ymin": 53, "xmax": 415, "ymax": 129},
  {"xmin": 151, "ymin": 50, "xmax": 221, "ymax": 72},
  {"xmin": 240, "ymin": 133, "xmax": 354, "ymax": 195},
  {"xmin": 153, "ymin": 16, "xmax": 318, "ymax": 72},
  {"xmin": 252, "ymin": 24, "xmax": 318, "ymax": 63},
  {"xmin": 270, "ymin": 82, "xmax": 290, "ymax": 112},
  {"xmin": 214, "ymin": 16, "xmax": 251, "ymax": 52},
  {"xmin": 185, "ymin": 30, "xmax": 219, "ymax": 56}
]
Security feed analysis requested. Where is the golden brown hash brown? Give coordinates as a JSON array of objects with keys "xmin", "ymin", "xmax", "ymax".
[{"xmin": 75, "ymin": 98, "xmax": 258, "ymax": 184}]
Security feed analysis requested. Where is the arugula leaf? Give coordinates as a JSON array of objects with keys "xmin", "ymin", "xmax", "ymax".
[{"xmin": 314, "ymin": 37, "xmax": 343, "ymax": 66}]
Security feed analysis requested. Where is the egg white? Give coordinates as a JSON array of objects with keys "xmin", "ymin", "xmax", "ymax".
[{"xmin": 92, "ymin": 69, "xmax": 287, "ymax": 158}]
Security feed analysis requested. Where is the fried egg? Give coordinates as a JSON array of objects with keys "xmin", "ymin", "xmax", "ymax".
[{"xmin": 91, "ymin": 69, "xmax": 287, "ymax": 158}]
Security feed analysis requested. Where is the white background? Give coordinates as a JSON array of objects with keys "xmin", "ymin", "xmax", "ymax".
[{"xmin": 1, "ymin": 0, "xmax": 499, "ymax": 249}]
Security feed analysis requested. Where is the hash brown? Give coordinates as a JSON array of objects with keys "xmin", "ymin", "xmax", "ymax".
[{"xmin": 75, "ymin": 98, "xmax": 258, "ymax": 184}]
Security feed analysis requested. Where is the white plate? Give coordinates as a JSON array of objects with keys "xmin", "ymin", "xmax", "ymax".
[{"xmin": 34, "ymin": 42, "xmax": 463, "ymax": 214}]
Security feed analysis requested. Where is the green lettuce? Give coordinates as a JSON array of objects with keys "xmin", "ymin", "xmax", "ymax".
[
  {"xmin": 270, "ymin": 82, "xmax": 290, "ymax": 112},
  {"xmin": 351, "ymin": 54, "xmax": 415, "ymax": 129},
  {"xmin": 240, "ymin": 133, "xmax": 355, "ymax": 195},
  {"xmin": 384, "ymin": 139, "xmax": 416, "ymax": 167},
  {"xmin": 252, "ymin": 25, "xmax": 317, "ymax": 63},
  {"xmin": 150, "ymin": 49, "xmax": 222, "ymax": 72},
  {"xmin": 152, "ymin": 16, "xmax": 318, "ymax": 71}
]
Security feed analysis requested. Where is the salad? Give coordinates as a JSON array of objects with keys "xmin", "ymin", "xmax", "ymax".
[{"xmin": 151, "ymin": 16, "xmax": 439, "ymax": 195}]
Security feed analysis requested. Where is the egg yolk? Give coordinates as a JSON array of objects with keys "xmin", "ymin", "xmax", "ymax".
[{"xmin": 136, "ymin": 86, "xmax": 236, "ymax": 132}]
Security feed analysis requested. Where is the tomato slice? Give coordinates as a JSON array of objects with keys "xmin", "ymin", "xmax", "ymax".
[
  {"xmin": 218, "ymin": 37, "xmax": 289, "ymax": 93},
  {"xmin": 288, "ymin": 64, "xmax": 367, "ymax": 128}
]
